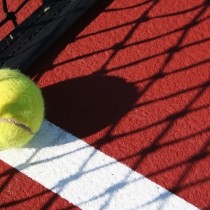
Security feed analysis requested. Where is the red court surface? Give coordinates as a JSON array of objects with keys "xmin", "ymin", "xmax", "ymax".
[{"xmin": 0, "ymin": 0, "xmax": 210, "ymax": 209}]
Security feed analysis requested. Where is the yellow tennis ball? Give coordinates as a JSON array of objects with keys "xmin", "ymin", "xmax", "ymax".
[{"xmin": 0, "ymin": 68, "xmax": 44, "ymax": 149}]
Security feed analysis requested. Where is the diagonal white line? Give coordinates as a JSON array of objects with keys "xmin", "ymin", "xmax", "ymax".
[{"xmin": 0, "ymin": 120, "xmax": 198, "ymax": 210}]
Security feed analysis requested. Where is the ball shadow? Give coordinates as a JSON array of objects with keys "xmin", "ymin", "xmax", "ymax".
[{"xmin": 42, "ymin": 73, "xmax": 139, "ymax": 139}]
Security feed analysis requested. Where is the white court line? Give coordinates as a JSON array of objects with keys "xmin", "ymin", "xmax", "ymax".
[{"xmin": 0, "ymin": 120, "xmax": 198, "ymax": 210}]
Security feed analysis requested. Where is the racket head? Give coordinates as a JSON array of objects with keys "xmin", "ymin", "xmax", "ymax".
[{"xmin": 0, "ymin": 0, "xmax": 99, "ymax": 72}]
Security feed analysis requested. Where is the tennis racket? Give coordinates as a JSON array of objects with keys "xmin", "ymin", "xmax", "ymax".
[{"xmin": 0, "ymin": 0, "xmax": 99, "ymax": 72}]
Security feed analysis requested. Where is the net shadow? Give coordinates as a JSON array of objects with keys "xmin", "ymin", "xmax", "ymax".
[{"xmin": 0, "ymin": 0, "xmax": 210, "ymax": 209}]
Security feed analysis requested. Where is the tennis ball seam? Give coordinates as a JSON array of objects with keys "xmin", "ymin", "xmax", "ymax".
[{"xmin": 0, "ymin": 118, "xmax": 34, "ymax": 135}]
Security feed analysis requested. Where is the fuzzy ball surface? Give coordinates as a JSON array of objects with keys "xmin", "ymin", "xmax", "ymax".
[{"xmin": 0, "ymin": 69, "xmax": 44, "ymax": 149}]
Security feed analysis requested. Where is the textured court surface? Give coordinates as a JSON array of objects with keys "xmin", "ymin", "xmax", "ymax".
[{"xmin": 0, "ymin": 0, "xmax": 210, "ymax": 209}]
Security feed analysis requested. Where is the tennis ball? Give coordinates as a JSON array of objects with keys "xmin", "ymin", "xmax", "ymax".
[{"xmin": 0, "ymin": 68, "xmax": 44, "ymax": 149}]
